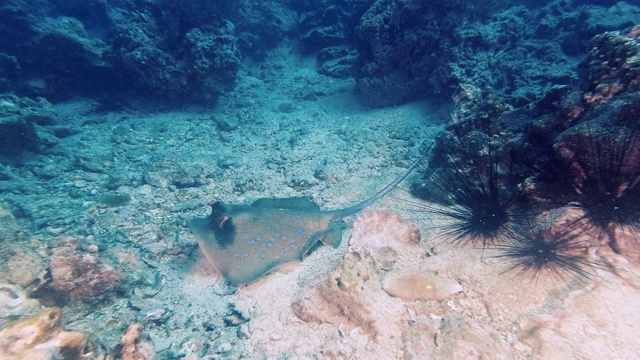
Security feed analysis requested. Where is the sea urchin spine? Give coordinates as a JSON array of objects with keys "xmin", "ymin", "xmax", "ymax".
[
  {"xmin": 555, "ymin": 126, "xmax": 640, "ymax": 246},
  {"xmin": 494, "ymin": 220, "xmax": 594, "ymax": 283},
  {"xmin": 421, "ymin": 150, "xmax": 526, "ymax": 250}
]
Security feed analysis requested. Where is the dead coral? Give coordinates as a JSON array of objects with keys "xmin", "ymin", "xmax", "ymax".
[
  {"xmin": 292, "ymin": 250, "xmax": 379, "ymax": 338},
  {"xmin": 0, "ymin": 206, "xmax": 47, "ymax": 293},
  {"xmin": 0, "ymin": 242, "xmax": 47, "ymax": 293},
  {"xmin": 349, "ymin": 211, "xmax": 422, "ymax": 271},
  {"xmin": 0, "ymin": 307, "xmax": 90, "ymax": 359},
  {"xmin": 350, "ymin": 211, "xmax": 421, "ymax": 248}
]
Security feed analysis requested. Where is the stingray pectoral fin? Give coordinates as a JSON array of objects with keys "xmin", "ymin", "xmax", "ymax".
[
  {"xmin": 251, "ymin": 197, "xmax": 320, "ymax": 210},
  {"xmin": 301, "ymin": 224, "xmax": 343, "ymax": 259},
  {"xmin": 322, "ymin": 223, "xmax": 343, "ymax": 248},
  {"xmin": 321, "ymin": 220, "xmax": 345, "ymax": 248},
  {"xmin": 189, "ymin": 217, "xmax": 226, "ymax": 273},
  {"xmin": 222, "ymin": 257, "xmax": 301, "ymax": 286}
]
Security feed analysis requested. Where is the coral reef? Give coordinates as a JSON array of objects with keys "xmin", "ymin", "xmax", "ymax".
[
  {"xmin": 354, "ymin": 0, "xmax": 480, "ymax": 106},
  {"xmin": 294, "ymin": 0, "xmax": 373, "ymax": 54},
  {"xmin": 579, "ymin": 25, "xmax": 640, "ymax": 105},
  {"xmin": 0, "ymin": 0, "xmax": 243, "ymax": 104},
  {"xmin": 415, "ymin": 21, "xmax": 640, "ymax": 272},
  {"xmin": 0, "ymin": 0, "xmax": 637, "ymax": 108},
  {"xmin": 1, "ymin": 3, "xmax": 640, "ymax": 359}
]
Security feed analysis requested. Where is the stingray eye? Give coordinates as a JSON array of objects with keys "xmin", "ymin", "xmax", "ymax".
[{"xmin": 219, "ymin": 215, "xmax": 231, "ymax": 229}]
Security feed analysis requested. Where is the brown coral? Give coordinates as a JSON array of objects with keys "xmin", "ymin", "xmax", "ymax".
[
  {"xmin": 48, "ymin": 237, "xmax": 122, "ymax": 301},
  {"xmin": 116, "ymin": 323, "xmax": 156, "ymax": 360}
]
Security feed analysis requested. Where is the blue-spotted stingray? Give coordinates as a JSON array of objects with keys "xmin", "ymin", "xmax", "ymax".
[{"xmin": 189, "ymin": 154, "xmax": 426, "ymax": 286}]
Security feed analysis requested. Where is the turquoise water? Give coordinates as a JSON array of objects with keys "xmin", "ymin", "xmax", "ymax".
[{"xmin": 1, "ymin": 1, "xmax": 640, "ymax": 359}]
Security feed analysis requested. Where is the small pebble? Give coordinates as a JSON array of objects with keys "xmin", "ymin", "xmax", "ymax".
[
  {"xmin": 143, "ymin": 308, "xmax": 172, "ymax": 324},
  {"xmin": 215, "ymin": 341, "xmax": 232, "ymax": 354}
]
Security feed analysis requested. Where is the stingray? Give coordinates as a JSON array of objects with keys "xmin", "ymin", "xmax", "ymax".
[{"xmin": 189, "ymin": 154, "xmax": 426, "ymax": 286}]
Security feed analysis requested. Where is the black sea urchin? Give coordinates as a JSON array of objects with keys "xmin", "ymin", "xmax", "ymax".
[
  {"xmin": 494, "ymin": 220, "xmax": 593, "ymax": 283},
  {"xmin": 421, "ymin": 151, "xmax": 526, "ymax": 250},
  {"xmin": 558, "ymin": 126, "xmax": 640, "ymax": 233}
]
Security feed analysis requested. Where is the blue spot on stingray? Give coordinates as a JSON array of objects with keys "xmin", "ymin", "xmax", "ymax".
[
  {"xmin": 266, "ymin": 225, "xmax": 273, "ymax": 231},
  {"xmin": 297, "ymin": 228, "xmax": 304, "ymax": 234},
  {"xmin": 259, "ymin": 252, "xmax": 265, "ymax": 259},
  {"xmin": 292, "ymin": 244, "xmax": 299, "ymax": 250},
  {"xmin": 256, "ymin": 237, "xmax": 262, "ymax": 242},
  {"xmin": 266, "ymin": 243, "xmax": 272, "ymax": 248},
  {"xmin": 234, "ymin": 253, "xmax": 240, "ymax": 258},
  {"xmin": 248, "ymin": 239, "xmax": 256, "ymax": 245},
  {"xmin": 275, "ymin": 232, "xmax": 281, "ymax": 238},
  {"xmin": 243, "ymin": 253, "xmax": 249, "ymax": 258},
  {"xmin": 269, "ymin": 237, "xmax": 276, "ymax": 243},
  {"xmin": 290, "ymin": 239, "xmax": 296, "ymax": 244},
  {"xmin": 284, "ymin": 246, "xmax": 290, "ymax": 252}
]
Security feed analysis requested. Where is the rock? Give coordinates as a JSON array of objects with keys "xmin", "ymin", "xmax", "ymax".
[
  {"xmin": 0, "ymin": 284, "xmax": 43, "ymax": 328},
  {"xmin": 223, "ymin": 305, "xmax": 249, "ymax": 327},
  {"xmin": 0, "ymin": 114, "xmax": 39, "ymax": 154},
  {"xmin": 214, "ymin": 115, "xmax": 239, "ymax": 132}
]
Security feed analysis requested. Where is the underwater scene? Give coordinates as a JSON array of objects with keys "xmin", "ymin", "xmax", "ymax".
[{"xmin": 1, "ymin": 0, "xmax": 640, "ymax": 358}]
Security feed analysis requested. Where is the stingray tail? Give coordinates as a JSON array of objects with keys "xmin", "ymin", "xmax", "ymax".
[{"xmin": 333, "ymin": 143, "xmax": 433, "ymax": 217}]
